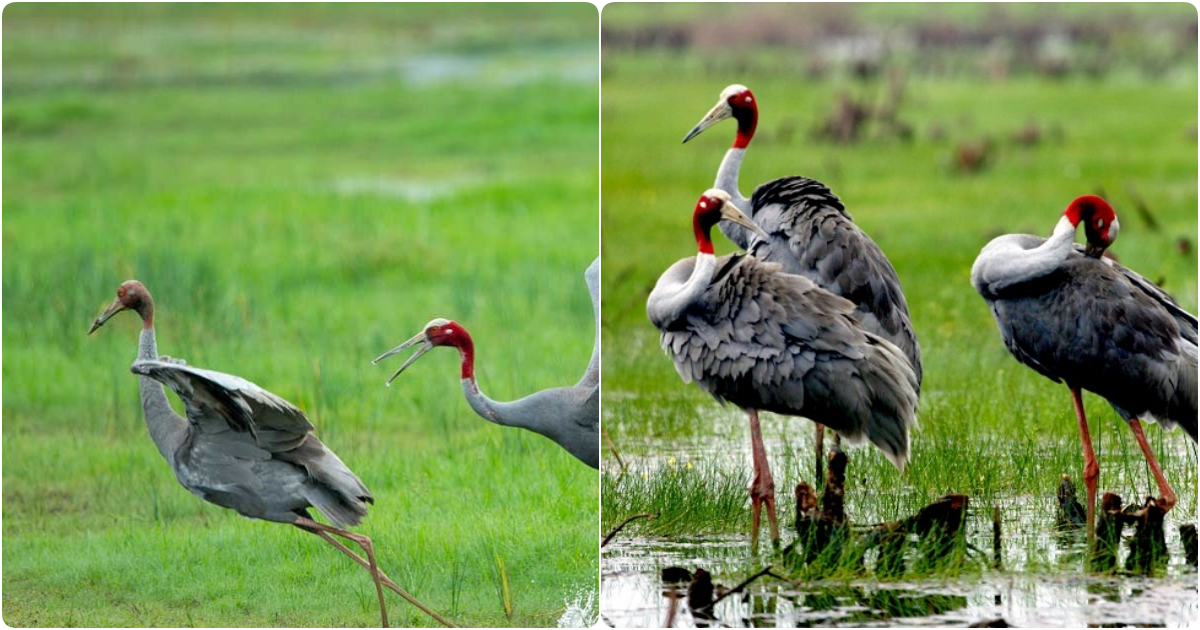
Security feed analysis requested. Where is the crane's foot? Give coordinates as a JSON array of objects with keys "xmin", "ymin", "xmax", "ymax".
[{"xmin": 749, "ymin": 473, "xmax": 779, "ymax": 545}]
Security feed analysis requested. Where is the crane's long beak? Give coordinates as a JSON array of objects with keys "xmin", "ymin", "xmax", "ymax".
[
  {"xmin": 721, "ymin": 203, "xmax": 769, "ymax": 239},
  {"xmin": 88, "ymin": 299, "xmax": 124, "ymax": 335},
  {"xmin": 682, "ymin": 101, "xmax": 733, "ymax": 144},
  {"xmin": 372, "ymin": 332, "xmax": 434, "ymax": 387}
]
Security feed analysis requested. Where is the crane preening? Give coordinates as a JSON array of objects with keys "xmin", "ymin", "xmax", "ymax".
[
  {"xmin": 373, "ymin": 258, "xmax": 600, "ymax": 469},
  {"xmin": 89, "ymin": 280, "xmax": 455, "ymax": 628},
  {"xmin": 683, "ymin": 84, "xmax": 922, "ymax": 479},
  {"xmin": 972, "ymin": 195, "xmax": 1198, "ymax": 543},
  {"xmin": 647, "ymin": 190, "xmax": 919, "ymax": 544}
]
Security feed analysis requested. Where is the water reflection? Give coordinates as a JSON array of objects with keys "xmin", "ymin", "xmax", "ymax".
[{"xmin": 603, "ymin": 536, "xmax": 1198, "ymax": 627}]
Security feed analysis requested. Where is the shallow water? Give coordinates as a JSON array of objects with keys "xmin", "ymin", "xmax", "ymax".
[
  {"xmin": 602, "ymin": 535, "xmax": 1198, "ymax": 627},
  {"xmin": 602, "ymin": 403, "xmax": 1199, "ymax": 627}
]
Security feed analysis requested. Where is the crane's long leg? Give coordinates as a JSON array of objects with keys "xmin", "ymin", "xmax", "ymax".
[
  {"xmin": 747, "ymin": 409, "xmax": 779, "ymax": 548},
  {"xmin": 1070, "ymin": 388, "xmax": 1099, "ymax": 544},
  {"xmin": 296, "ymin": 518, "xmax": 388, "ymax": 627},
  {"xmin": 1127, "ymin": 417, "xmax": 1177, "ymax": 512},
  {"xmin": 296, "ymin": 518, "xmax": 457, "ymax": 628}
]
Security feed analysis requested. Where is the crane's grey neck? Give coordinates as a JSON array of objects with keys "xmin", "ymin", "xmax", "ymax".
[
  {"xmin": 137, "ymin": 327, "xmax": 186, "ymax": 463},
  {"xmin": 715, "ymin": 148, "xmax": 753, "ymax": 249},
  {"xmin": 648, "ymin": 253, "xmax": 718, "ymax": 329},
  {"xmin": 972, "ymin": 216, "xmax": 1077, "ymax": 296},
  {"xmin": 461, "ymin": 377, "xmax": 539, "ymax": 433}
]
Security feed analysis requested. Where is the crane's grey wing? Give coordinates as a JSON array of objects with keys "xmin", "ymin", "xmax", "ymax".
[
  {"xmin": 580, "ymin": 256, "xmax": 600, "ymax": 389},
  {"xmin": 987, "ymin": 256, "xmax": 1196, "ymax": 436},
  {"xmin": 748, "ymin": 176, "xmax": 922, "ymax": 386},
  {"xmin": 1101, "ymin": 251, "xmax": 1198, "ymax": 346},
  {"xmin": 130, "ymin": 360, "xmax": 313, "ymax": 453},
  {"xmin": 132, "ymin": 360, "xmax": 373, "ymax": 527}
]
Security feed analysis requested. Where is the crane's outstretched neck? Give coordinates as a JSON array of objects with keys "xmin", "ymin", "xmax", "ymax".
[
  {"xmin": 137, "ymin": 323, "xmax": 186, "ymax": 463},
  {"xmin": 715, "ymin": 105, "xmax": 755, "ymax": 248},
  {"xmin": 971, "ymin": 216, "xmax": 1077, "ymax": 296}
]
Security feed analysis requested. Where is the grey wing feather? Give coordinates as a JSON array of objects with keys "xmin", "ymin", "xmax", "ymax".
[
  {"xmin": 981, "ymin": 251, "xmax": 1197, "ymax": 440},
  {"xmin": 132, "ymin": 359, "xmax": 373, "ymax": 527},
  {"xmin": 747, "ymin": 177, "xmax": 923, "ymax": 387},
  {"xmin": 131, "ymin": 360, "xmax": 313, "ymax": 452},
  {"xmin": 655, "ymin": 254, "xmax": 919, "ymax": 469}
]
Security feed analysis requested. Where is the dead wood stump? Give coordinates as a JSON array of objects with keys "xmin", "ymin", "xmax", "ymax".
[{"xmin": 1181, "ymin": 524, "xmax": 1197, "ymax": 568}]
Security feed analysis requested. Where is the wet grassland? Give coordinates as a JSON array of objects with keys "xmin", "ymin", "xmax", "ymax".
[{"xmin": 600, "ymin": 3, "xmax": 1197, "ymax": 627}]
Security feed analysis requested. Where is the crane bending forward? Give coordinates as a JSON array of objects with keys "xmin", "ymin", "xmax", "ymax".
[
  {"xmin": 971, "ymin": 195, "xmax": 1198, "ymax": 543},
  {"xmin": 374, "ymin": 257, "xmax": 600, "ymax": 468},
  {"xmin": 648, "ymin": 190, "xmax": 919, "ymax": 544},
  {"xmin": 89, "ymin": 280, "xmax": 455, "ymax": 628}
]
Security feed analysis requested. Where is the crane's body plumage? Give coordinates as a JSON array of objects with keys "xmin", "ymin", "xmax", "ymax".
[
  {"xmin": 744, "ymin": 178, "xmax": 922, "ymax": 383},
  {"xmin": 648, "ymin": 252, "xmax": 919, "ymax": 468},
  {"xmin": 132, "ymin": 359, "xmax": 374, "ymax": 529},
  {"xmin": 970, "ymin": 196, "xmax": 1196, "ymax": 543},
  {"xmin": 973, "ymin": 233, "xmax": 1198, "ymax": 439}
]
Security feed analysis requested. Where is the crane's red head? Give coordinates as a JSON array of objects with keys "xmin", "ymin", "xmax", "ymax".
[
  {"xmin": 682, "ymin": 84, "xmax": 758, "ymax": 149},
  {"xmin": 422, "ymin": 318, "xmax": 471, "ymax": 349},
  {"xmin": 88, "ymin": 280, "xmax": 154, "ymax": 334},
  {"xmin": 373, "ymin": 317, "xmax": 476, "ymax": 384},
  {"xmin": 692, "ymin": 188, "xmax": 767, "ymax": 255},
  {"xmin": 1064, "ymin": 195, "xmax": 1119, "ymax": 257}
]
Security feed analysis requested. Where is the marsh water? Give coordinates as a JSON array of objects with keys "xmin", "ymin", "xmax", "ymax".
[{"xmin": 602, "ymin": 412, "xmax": 1198, "ymax": 628}]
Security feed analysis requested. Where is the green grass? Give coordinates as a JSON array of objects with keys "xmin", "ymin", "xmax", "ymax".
[
  {"xmin": 3, "ymin": 4, "xmax": 599, "ymax": 627},
  {"xmin": 599, "ymin": 26, "xmax": 1198, "ymax": 548}
]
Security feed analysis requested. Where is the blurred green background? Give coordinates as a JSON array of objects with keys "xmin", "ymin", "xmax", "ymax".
[
  {"xmin": 600, "ymin": 2, "xmax": 1197, "ymax": 539},
  {"xmin": 4, "ymin": 3, "xmax": 598, "ymax": 627}
]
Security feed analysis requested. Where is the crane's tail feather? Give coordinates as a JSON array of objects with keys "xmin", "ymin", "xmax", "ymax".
[
  {"xmin": 860, "ymin": 334, "xmax": 920, "ymax": 472},
  {"xmin": 302, "ymin": 484, "xmax": 369, "ymax": 530}
]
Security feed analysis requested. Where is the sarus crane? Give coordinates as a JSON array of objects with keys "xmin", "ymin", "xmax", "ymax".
[
  {"xmin": 88, "ymin": 280, "xmax": 455, "ymax": 628},
  {"xmin": 971, "ymin": 195, "xmax": 1198, "ymax": 543},
  {"xmin": 647, "ymin": 190, "xmax": 919, "ymax": 544},
  {"xmin": 683, "ymin": 84, "xmax": 922, "ymax": 479},
  {"xmin": 373, "ymin": 257, "xmax": 599, "ymax": 468}
]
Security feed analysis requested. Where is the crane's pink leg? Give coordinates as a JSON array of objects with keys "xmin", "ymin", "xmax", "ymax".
[
  {"xmin": 1071, "ymin": 388, "xmax": 1099, "ymax": 544},
  {"xmin": 296, "ymin": 517, "xmax": 389, "ymax": 628},
  {"xmin": 296, "ymin": 518, "xmax": 458, "ymax": 628},
  {"xmin": 747, "ymin": 409, "xmax": 779, "ymax": 547},
  {"xmin": 1127, "ymin": 417, "xmax": 1177, "ymax": 512},
  {"xmin": 306, "ymin": 529, "xmax": 457, "ymax": 628}
]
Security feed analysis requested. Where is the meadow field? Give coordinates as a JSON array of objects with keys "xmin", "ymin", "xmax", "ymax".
[
  {"xmin": 599, "ymin": 3, "xmax": 1198, "ymax": 626},
  {"xmin": 3, "ymin": 4, "xmax": 598, "ymax": 627}
]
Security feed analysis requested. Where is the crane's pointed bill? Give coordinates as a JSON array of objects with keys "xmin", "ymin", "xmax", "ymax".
[
  {"xmin": 682, "ymin": 101, "xmax": 732, "ymax": 144},
  {"xmin": 372, "ymin": 331, "xmax": 434, "ymax": 386},
  {"xmin": 88, "ymin": 298, "xmax": 125, "ymax": 335},
  {"xmin": 720, "ymin": 203, "xmax": 768, "ymax": 239}
]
